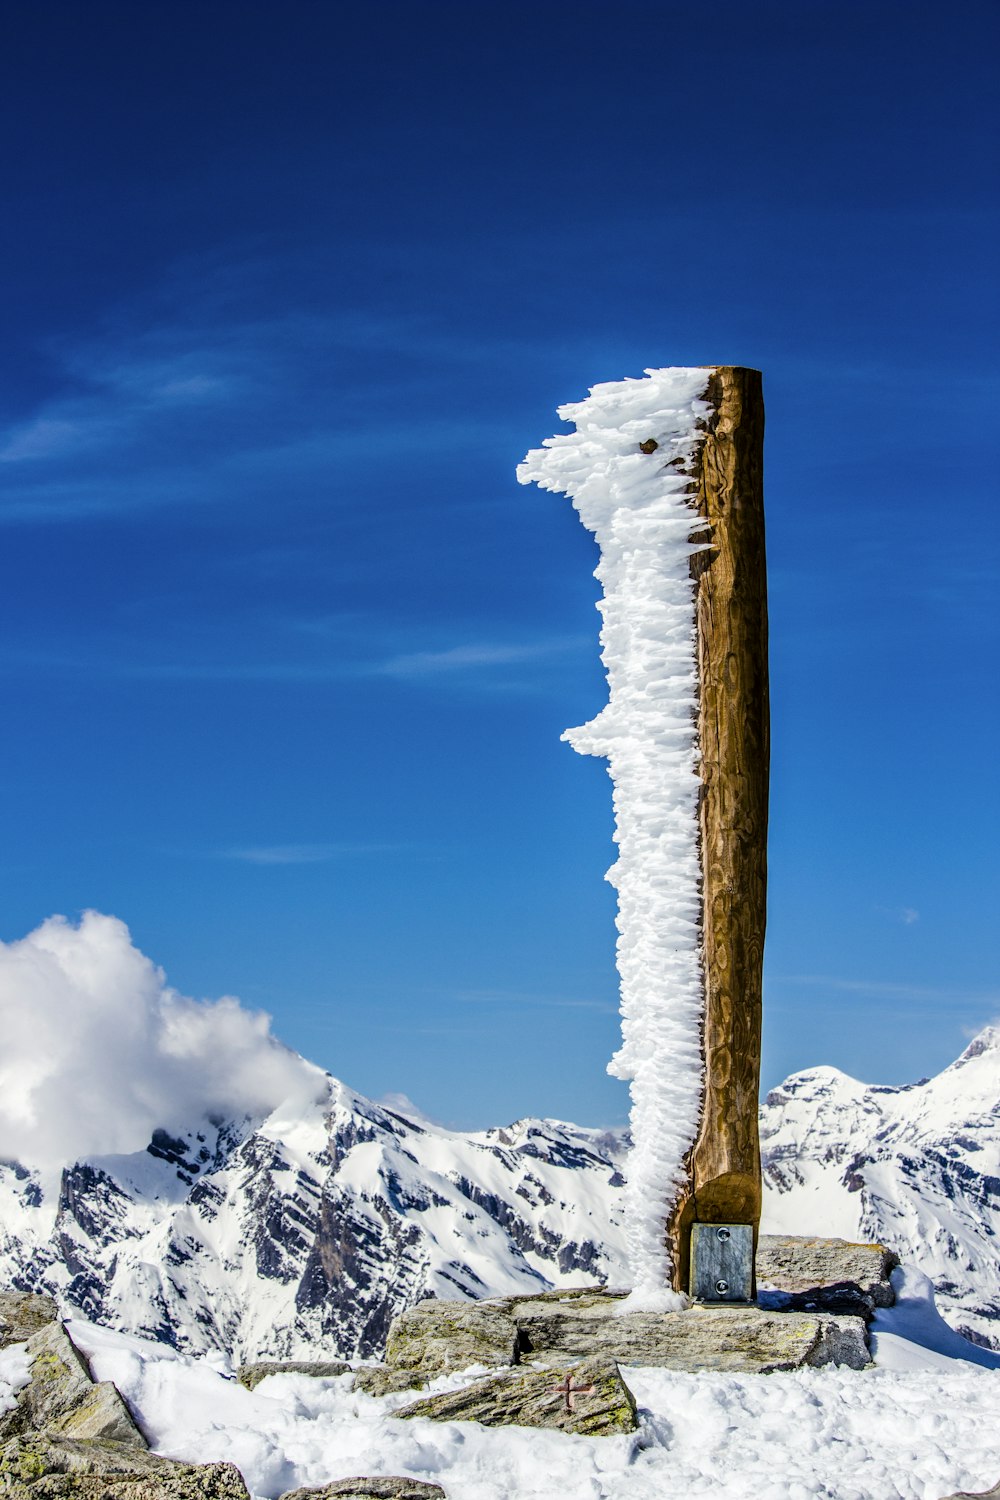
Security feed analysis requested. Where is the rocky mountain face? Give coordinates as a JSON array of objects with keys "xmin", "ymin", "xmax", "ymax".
[
  {"xmin": 3, "ymin": 1029, "xmax": 1000, "ymax": 1360},
  {"xmin": 0, "ymin": 1079, "xmax": 628, "ymax": 1362}
]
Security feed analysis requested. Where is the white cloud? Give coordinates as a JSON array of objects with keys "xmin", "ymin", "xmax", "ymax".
[
  {"xmin": 376, "ymin": 1092, "xmax": 442, "ymax": 1127},
  {"xmin": 377, "ymin": 639, "xmax": 579, "ymax": 679},
  {"xmin": 0, "ymin": 911, "xmax": 323, "ymax": 1169},
  {"xmin": 219, "ymin": 842, "xmax": 391, "ymax": 865}
]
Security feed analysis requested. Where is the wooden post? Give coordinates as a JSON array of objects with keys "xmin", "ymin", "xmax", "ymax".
[{"xmin": 669, "ymin": 366, "xmax": 769, "ymax": 1295}]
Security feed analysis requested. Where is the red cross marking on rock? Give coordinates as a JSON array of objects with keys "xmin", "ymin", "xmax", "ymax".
[{"xmin": 549, "ymin": 1372, "xmax": 596, "ymax": 1413}]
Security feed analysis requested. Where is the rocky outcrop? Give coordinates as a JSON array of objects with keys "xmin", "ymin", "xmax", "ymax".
[
  {"xmin": 396, "ymin": 1358, "xmax": 637, "ymax": 1436},
  {"xmin": 0, "ymin": 1297, "xmax": 58, "ymax": 1352},
  {"xmin": 756, "ymin": 1235, "xmax": 897, "ymax": 1318},
  {"xmin": 0, "ymin": 1312, "xmax": 249, "ymax": 1500},
  {"xmin": 384, "ymin": 1300, "xmax": 518, "ymax": 1376},
  {"xmin": 509, "ymin": 1291, "xmax": 870, "ymax": 1373},
  {"xmin": 351, "ymin": 1368, "xmax": 430, "ymax": 1399},
  {"xmin": 378, "ymin": 1257, "xmax": 874, "ymax": 1384},
  {"xmin": 277, "ymin": 1481, "xmax": 445, "ymax": 1500},
  {"xmin": 372, "ymin": 1235, "xmax": 888, "ymax": 1390},
  {"xmin": 237, "ymin": 1361, "xmax": 349, "ymax": 1391},
  {"xmin": 0, "ymin": 1323, "xmax": 142, "ymax": 1447},
  {"xmin": 0, "ymin": 1436, "xmax": 250, "ymax": 1498}
]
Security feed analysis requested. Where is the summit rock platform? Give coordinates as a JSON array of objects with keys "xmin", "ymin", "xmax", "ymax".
[{"xmin": 359, "ymin": 1235, "xmax": 891, "ymax": 1405}]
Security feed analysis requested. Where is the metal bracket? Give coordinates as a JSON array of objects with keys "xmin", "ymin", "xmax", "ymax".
[{"xmin": 689, "ymin": 1222, "xmax": 753, "ymax": 1302}]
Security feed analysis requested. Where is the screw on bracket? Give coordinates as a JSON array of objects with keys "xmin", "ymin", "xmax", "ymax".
[
  {"xmin": 716, "ymin": 1227, "xmax": 731, "ymax": 1242},
  {"xmin": 715, "ymin": 1279, "xmax": 730, "ymax": 1295}
]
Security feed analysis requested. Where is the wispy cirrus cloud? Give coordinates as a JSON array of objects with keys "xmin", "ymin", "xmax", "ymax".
[
  {"xmin": 377, "ymin": 637, "xmax": 581, "ymax": 680},
  {"xmin": 875, "ymin": 903, "xmax": 920, "ymax": 926},
  {"xmin": 0, "ymin": 624, "xmax": 583, "ymax": 693},
  {"xmin": 453, "ymin": 986, "xmax": 617, "ymax": 1014},
  {"xmin": 769, "ymin": 973, "xmax": 1000, "ymax": 1006},
  {"xmin": 217, "ymin": 842, "xmax": 397, "ymax": 865},
  {"xmin": 0, "ymin": 265, "xmax": 538, "ymax": 524}
]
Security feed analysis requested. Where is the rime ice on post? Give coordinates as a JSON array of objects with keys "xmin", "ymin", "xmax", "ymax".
[{"xmin": 518, "ymin": 367, "xmax": 768, "ymax": 1306}]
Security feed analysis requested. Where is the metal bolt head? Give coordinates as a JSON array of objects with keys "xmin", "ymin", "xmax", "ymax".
[
  {"xmin": 715, "ymin": 1279, "xmax": 730, "ymax": 1295},
  {"xmin": 716, "ymin": 1227, "xmax": 731, "ymax": 1242}
]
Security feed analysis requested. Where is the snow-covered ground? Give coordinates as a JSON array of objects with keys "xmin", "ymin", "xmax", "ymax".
[{"xmin": 2, "ymin": 1276, "xmax": 995, "ymax": 1500}]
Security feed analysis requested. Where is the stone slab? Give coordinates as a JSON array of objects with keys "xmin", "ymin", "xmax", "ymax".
[
  {"xmin": 238, "ymin": 1361, "xmax": 350, "ymax": 1392},
  {"xmin": 395, "ymin": 1358, "xmax": 637, "ymax": 1436},
  {"xmin": 514, "ymin": 1297, "xmax": 870, "ymax": 1372},
  {"xmin": 941, "ymin": 1485, "xmax": 1000, "ymax": 1499},
  {"xmin": 0, "ymin": 1323, "xmax": 143, "ymax": 1447},
  {"xmin": 756, "ymin": 1235, "xmax": 897, "ymax": 1318},
  {"xmin": 0, "ymin": 1295, "xmax": 59, "ymax": 1351},
  {"xmin": 383, "ymin": 1286, "xmax": 869, "ymax": 1379},
  {"xmin": 0, "ymin": 1434, "xmax": 250, "ymax": 1498},
  {"xmin": 351, "ymin": 1368, "xmax": 429, "ymax": 1399},
  {"xmin": 278, "ymin": 1480, "xmax": 445, "ymax": 1500},
  {"xmin": 384, "ymin": 1301, "xmax": 517, "ymax": 1376}
]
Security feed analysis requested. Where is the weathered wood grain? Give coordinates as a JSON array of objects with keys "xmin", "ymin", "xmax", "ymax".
[{"xmin": 668, "ymin": 365, "xmax": 768, "ymax": 1294}]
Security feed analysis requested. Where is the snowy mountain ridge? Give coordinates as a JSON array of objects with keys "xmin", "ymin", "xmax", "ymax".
[
  {"xmin": 4, "ymin": 1028, "xmax": 1000, "ymax": 1359},
  {"xmin": 0, "ymin": 1073, "xmax": 629, "ymax": 1362},
  {"xmin": 761, "ymin": 1024, "xmax": 1000, "ymax": 1348}
]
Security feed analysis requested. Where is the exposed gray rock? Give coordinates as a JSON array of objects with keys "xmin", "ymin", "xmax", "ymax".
[
  {"xmin": 0, "ymin": 1295, "xmax": 59, "ymax": 1351},
  {"xmin": 0, "ymin": 1433, "xmax": 250, "ymax": 1497},
  {"xmin": 512, "ymin": 1294, "xmax": 870, "ymax": 1373},
  {"xmin": 940, "ymin": 1484, "xmax": 1000, "ymax": 1499},
  {"xmin": 237, "ymin": 1361, "xmax": 350, "ymax": 1391},
  {"xmin": 396, "ymin": 1358, "xmax": 637, "ymax": 1436},
  {"xmin": 384, "ymin": 1301, "xmax": 517, "ymax": 1376},
  {"xmin": 756, "ymin": 1235, "xmax": 897, "ymax": 1319},
  {"xmin": 0, "ymin": 1321, "xmax": 249, "ymax": 1498},
  {"xmin": 381, "ymin": 1286, "xmax": 870, "ymax": 1379},
  {"xmin": 0, "ymin": 1323, "xmax": 142, "ymax": 1446},
  {"xmin": 350, "ymin": 1367, "xmax": 429, "ymax": 1399},
  {"xmin": 277, "ymin": 1479, "xmax": 445, "ymax": 1500}
]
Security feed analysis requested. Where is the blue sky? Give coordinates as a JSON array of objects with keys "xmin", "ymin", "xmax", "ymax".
[{"xmin": 1, "ymin": 0, "xmax": 997, "ymax": 1128}]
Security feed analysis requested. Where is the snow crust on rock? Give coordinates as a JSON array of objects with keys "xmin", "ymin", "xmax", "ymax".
[
  {"xmin": 518, "ymin": 367, "xmax": 712, "ymax": 1307},
  {"xmin": 872, "ymin": 1265, "xmax": 1000, "ymax": 1372}
]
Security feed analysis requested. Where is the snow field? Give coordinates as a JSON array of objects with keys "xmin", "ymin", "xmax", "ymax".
[
  {"xmin": 0, "ymin": 1341, "xmax": 30, "ymax": 1415},
  {"xmin": 69, "ymin": 1310, "xmax": 1000, "ymax": 1500},
  {"xmin": 518, "ymin": 367, "xmax": 713, "ymax": 1307}
]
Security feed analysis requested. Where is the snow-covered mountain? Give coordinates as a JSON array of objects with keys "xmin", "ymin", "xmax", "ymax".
[
  {"xmin": 760, "ymin": 1026, "xmax": 1000, "ymax": 1349},
  {"xmin": 4, "ymin": 1028, "xmax": 1000, "ymax": 1360},
  {"xmin": 0, "ymin": 1077, "xmax": 627, "ymax": 1362}
]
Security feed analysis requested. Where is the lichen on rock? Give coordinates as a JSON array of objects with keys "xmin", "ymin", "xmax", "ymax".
[{"xmin": 395, "ymin": 1358, "xmax": 638, "ymax": 1436}]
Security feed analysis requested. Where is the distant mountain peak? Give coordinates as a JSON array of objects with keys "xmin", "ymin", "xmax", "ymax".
[
  {"xmin": 761, "ymin": 1029, "xmax": 1000, "ymax": 1349},
  {"xmin": 0, "ymin": 1072, "xmax": 627, "ymax": 1363},
  {"xmin": 4, "ymin": 1030, "xmax": 1000, "ymax": 1361},
  {"xmin": 954, "ymin": 1024, "xmax": 1000, "ymax": 1064}
]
